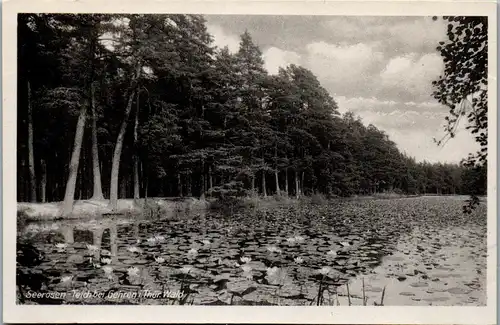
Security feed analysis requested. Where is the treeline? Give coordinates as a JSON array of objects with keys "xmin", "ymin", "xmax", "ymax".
[{"xmin": 17, "ymin": 14, "xmax": 486, "ymax": 213}]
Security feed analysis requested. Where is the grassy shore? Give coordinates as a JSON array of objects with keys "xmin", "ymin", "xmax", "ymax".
[
  {"xmin": 17, "ymin": 192, "xmax": 476, "ymax": 222},
  {"xmin": 17, "ymin": 197, "xmax": 209, "ymax": 222}
]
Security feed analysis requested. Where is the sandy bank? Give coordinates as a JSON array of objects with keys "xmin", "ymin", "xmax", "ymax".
[{"xmin": 17, "ymin": 197, "xmax": 210, "ymax": 221}]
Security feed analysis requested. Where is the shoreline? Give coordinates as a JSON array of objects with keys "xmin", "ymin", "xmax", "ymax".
[
  {"xmin": 16, "ymin": 194, "xmax": 484, "ymax": 222},
  {"xmin": 17, "ymin": 197, "xmax": 210, "ymax": 222}
]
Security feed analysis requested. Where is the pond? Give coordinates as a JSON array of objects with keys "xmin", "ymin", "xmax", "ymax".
[{"xmin": 16, "ymin": 196, "xmax": 487, "ymax": 306}]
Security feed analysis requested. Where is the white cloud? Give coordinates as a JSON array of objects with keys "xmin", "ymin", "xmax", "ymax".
[
  {"xmin": 336, "ymin": 96, "xmax": 398, "ymax": 111},
  {"xmin": 262, "ymin": 47, "xmax": 301, "ymax": 75},
  {"xmin": 206, "ymin": 24, "xmax": 240, "ymax": 53},
  {"xmin": 321, "ymin": 17, "xmax": 447, "ymax": 56},
  {"xmin": 379, "ymin": 53, "xmax": 443, "ymax": 98},
  {"xmin": 306, "ymin": 42, "xmax": 383, "ymax": 76},
  {"xmin": 404, "ymin": 101, "xmax": 442, "ymax": 109},
  {"xmin": 335, "ymin": 96, "xmax": 477, "ymax": 163},
  {"xmin": 303, "ymin": 42, "xmax": 385, "ymax": 97},
  {"xmin": 385, "ymin": 18, "xmax": 447, "ymax": 54},
  {"xmin": 392, "ymin": 126, "xmax": 479, "ymax": 163}
]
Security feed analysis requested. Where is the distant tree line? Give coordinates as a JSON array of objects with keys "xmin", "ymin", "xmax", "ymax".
[{"xmin": 17, "ymin": 14, "xmax": 486, "ymax": 214}]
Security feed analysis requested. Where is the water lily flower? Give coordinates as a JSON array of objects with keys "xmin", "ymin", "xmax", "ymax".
[
  {"xmin": 103, "ymin": 266, "xmax": 113, "ymax": 275},
  {"xmin": 327, "ymin": 250, "xmax": 337, "ymax": 257},
  {"xmin": 89, "ymin": 257, "xmax": 101, "ymax": 268},
  {"xmin": 187, "ymin": 248, "xmax": 198, "ymax": 259},
  {"xmin": 241, "ymin": 265, "xmax": 252, "ymax": 273},
  {"xmin": 103, "ymin": 266, "xmax": 113, "ymax": 279},
  {"xmin": 180, "ymin": 266, "xmax": 193, "ymax": 274},
  {"xmin": 294, "ymin": 256, "xmax": 304, "ymax": 264},
  {"xmin": 294, "ymin": 235, "xmax": 305, "ymax": 243},
  {"xmin": 147, "ymin": 237, "xmax": 157, "ymax": 243},
  {"xmin": 266, "ymin": 266, "xmax": 279, "ymax": 277},
  {"xmin": 267, "ymin": 246, "xmax": 282, "ymax": 254},
  {"xmin": 202, "ymin": 239, "xmax": 211, "ymax": 246},
  {"xmin": 240, "ymin": 256, "xmax": 252, "ymax": 263},
  {"xmin": 56, "ymin": 243, "xmax": 67, "ymax": 252},
  {"xmin": 127, "ymin": 266, "xmax": 140, "ymax": 277},
  {"xmin": 86, "ymin": 244, "xmax": 98, "ymax": 253},
  {"xmin": 61, "ymin": 275, "xmax": 72, "ymax": 283},
  {"xmin": 286, "ymin": 237, "xmax": 296, "ymax": 244},
  {"xmin": 101, "ymin": 257, "xmax": 112, "ymax": 265},
  {"xmin": 26, "ymin": 224, "xmax": 40, "ymax": 233},
  {"xmin": 318, "ymin": 266, "xmax": 332, "ymax": 276},
  {"xmin": 101, "ymin": 249, "xmax": 111, "ymax": 256},
  {"xmin": 241, "ymin": 265, "xmax": 253, "ymax": 279},
  {"xmin": 127, "ymin": 246, "xmax": 142, "ymax": 253},
  {"xmin": 158, "ymin": 235, "xmax": 167, "ymax": 241},
  {"xmin": 136, "ymin": 239, "xmax": 141, "ymax": 244},
  {"xmin": 154, "ymin": 256, "xmax": 165, "ymax": 263},
  {"xmin": 340, "ymin": 241, "xmax": 350, "ymax": 247},
  {"xmin": 41, "ymin": 225, "xmax": 52, "ymax": 232}
]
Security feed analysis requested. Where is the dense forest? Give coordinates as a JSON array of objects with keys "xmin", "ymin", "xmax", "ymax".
[{"xmin": 17, "ymin": 14, "xmax": 487, "ymax": 213}]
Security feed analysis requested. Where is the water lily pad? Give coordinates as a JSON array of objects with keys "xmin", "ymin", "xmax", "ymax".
[
  {"xmin": 423, "ymin": 296, "xmax": 449, "ymax": 302},
  {"xmin": 447, "ymin": 287, "xmax": 471, "ymax": 295},
  {"xmin": 67, "ymin": 254, "xmax": 85, "ymax": 264},
  {"xmin": 409, "ymin": 282, "xmax": 428, "ymax": 288}
]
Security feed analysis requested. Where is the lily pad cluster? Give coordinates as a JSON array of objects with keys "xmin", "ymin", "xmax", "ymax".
[{"xmin": 16, "ymin": 196, "xmax": 486, "ymax": 305}]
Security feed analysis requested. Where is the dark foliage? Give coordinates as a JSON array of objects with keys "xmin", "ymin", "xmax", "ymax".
[{"xmin": 17, "ymin": 14, "xmax": 486, "ymax": 206}]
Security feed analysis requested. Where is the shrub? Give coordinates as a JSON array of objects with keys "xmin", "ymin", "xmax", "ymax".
[
  {"xmin": 311, "ymin": 192, "xmax": 328, "ymax": 205},
  {"xmin": 142, "ymin": 199, "xmax": 162, "ymax": 219},
  {"xmin": 207, "ymin": 181, "xmax": 251, "ymax": 216},
  {"xmin": 272, "ymin": 192, "xmax": 289, "ymax": 202},
  {"xmin": 17, "ymin": 208, "xmax": 29, "ymax": 229}
]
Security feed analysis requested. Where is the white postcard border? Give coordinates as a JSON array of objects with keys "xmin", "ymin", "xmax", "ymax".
[{"xmin": 3, "ymin": 0, "xmax": 497, "ymax": 323}]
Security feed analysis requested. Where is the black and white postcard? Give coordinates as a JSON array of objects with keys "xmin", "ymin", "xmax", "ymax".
[{"xmin": 3, "ymin": 0, "xmax": 497, "ymax": 323}]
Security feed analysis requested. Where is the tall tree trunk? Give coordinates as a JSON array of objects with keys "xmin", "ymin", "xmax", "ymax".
[
  {"xmin": 251, "ymin": 174, "xmax": 255, "ymax": 193},
  {"xmin": 40, "ymin": 159, "xmax": 47, "ymax": 203},
  {"xmin": 90, "ymin": 83, "xmax": 104, "ymax": 200},
  {"xmin": 187, "ymin": 173, "xmax": 192, "ymax": 197},
  {"xmin": 200, "ymin": 159, "xmax": 205, "ymax": 196},
  {"xmin": 109, "ymin": 89, "xmax": 135, "ymax": 210},
  {"xmin": 301, "ymin": 171, "xmax": 305, "ymax": 196},
  {"xmin": 80, "ymin": 141, "xmax": 86, "ymax": 200},
  {"xmin": 133, "ymin": 91, "xmax": 140, "ymax": 200},
  {"xmin": 62, "ymin": 106, "xmax": 87, "ymax": 215},
  {"xmin": 209, "ymin": 166, "xmax": 213, "ymax": 190},
  {"xmin": 19, "ymin": 159, "xmax": 26, "ymax": 201},
  {"xmin": 275, "ymin": 170, "xmax": 280, "ymax": 196},
  {"xmin": 178, "ymin": 173, "xmax": 183, "ymax": 197},
  {"xmin": 295, "ymin": 170, "xmax": 299, "ymax": 199},
  {"xmin": 120, "ymin": 177, "xmax": 127, "ymax": 199},
  {"xmin": 285, "ymin": 168, "xmax": 289, "ymax": 196},
  {"xmin": 27, "ymin": 80, "xmax": 37, "ymax": 202},
  {"xmin": 274, "ymin": 145, "xmax": 280, "ymax": 195},
  {"xmin": 140, "ymin": 161, "xmax": 144, "ymax": 195},
  {"xmin": 262, "ymin": 171, "xmax": 267, "ymax": 197}
]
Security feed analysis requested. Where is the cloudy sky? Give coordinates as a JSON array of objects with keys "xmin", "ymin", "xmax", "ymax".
[{"xmin": 204, "ymin": 15, "xmax": 479, "ymax": 164}]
